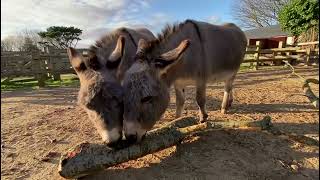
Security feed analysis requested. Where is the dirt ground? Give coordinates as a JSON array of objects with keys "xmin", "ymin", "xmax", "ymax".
[{"xmin": 1, "ymin": 66, "xmax": 319, "ymax": 180}]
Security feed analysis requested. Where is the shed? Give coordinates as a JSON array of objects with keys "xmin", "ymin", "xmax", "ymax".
[{"xmin": 244, "ymin": 25, "xmax": 293, "ymax": 49}]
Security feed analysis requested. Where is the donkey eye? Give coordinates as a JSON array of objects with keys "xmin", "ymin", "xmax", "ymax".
[
  {"xmin": 106, "ymin": 58, "xmax": 121, "ymax": 69},
  {"xmin": 141, "ymin": 96, "xmax": 153, "ymax": 103}
]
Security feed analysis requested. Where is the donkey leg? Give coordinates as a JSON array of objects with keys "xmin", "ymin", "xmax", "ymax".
[
  {"xmin": 196, "ymin": 82, "xmax": 208, "ymax": 123},
  {"xmin": 221, "ymin": 77, "xmax": 235, "ymax": 114},
  {"xmin": 174, "ymin": 84, "xmax": 186, "ymax": 118},
  {"xmin": 227, "ymin": 89, "xmax": 233, "ymax": 108}
]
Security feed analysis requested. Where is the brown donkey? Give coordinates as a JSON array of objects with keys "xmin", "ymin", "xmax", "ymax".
[
  {"xmin": 67, "ymin": 28, "xmax": 155, "ymax": 145},
  {"xmin": 122, "ymin": 20, "xmax": 247, "ymax": 142}
]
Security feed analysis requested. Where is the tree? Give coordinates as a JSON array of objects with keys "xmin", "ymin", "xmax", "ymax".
[
  {"xmin": 1, "ymin": 38, "xmax": 13, "ymax": 51},
  {"xmin": 1, "ymin": 35, "xmax": 24, "ymax": 51},
  {"xmin": 278, "ymin": 0, "xmax": 319, "ymax": 41},
  {"xmin": 21, "ymin": 37, "xmax": 39, "ymax": 51},
  {"xmin": 38, "ymin": 26, "xmax": 82, "ymax": 49},
  {"xmin": 20, "ymin": 29, "xmax": 43, "ymax": 49},
  {"xmin": 1, "ymin": 29, "xmax": 42, "ymax": 52},
  {"xmin": 231, "ymin": 0, "xmax": 289, "ymax": 28}
]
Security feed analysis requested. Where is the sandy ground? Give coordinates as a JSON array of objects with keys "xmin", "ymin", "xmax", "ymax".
[{"xmin": 1, "ymin": 66, "xmax": 319, "ymax": 180}]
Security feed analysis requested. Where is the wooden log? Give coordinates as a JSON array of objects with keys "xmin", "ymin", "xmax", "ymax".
[
  {"xmin": 266, "ymin": 125, "xmax": 319, "ymax": 146},
  {"xmin": 283, "ymin": 61, "xmax": 319, "ymax": 108},
  {"xmin": 302, "ymin": 78, "xmax": 319, "ymax": 108},
  {"xmin": 58, "ymin": 116, "xmax": 272, "ymax": 179}
]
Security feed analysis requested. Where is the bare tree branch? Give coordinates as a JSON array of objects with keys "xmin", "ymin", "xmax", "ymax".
[{"xmin": 231, "ymin": 0, "xmax": 289, "ymax": 29}]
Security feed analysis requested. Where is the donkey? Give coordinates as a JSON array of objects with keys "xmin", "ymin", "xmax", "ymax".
[
  {"xmin": 67, "ymin": 27, "xmax": 155, "ymax": 145},
  {"xmin": 122, "ymin": 20, "xmax": 247, "ymax": 142}
]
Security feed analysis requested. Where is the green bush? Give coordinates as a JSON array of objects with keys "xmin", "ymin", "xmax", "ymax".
[{"xmin": 278, "ymin": 0, "xmax": 319, "ymax": 36}]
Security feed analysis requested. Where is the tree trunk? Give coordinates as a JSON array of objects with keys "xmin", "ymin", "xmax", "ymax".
[{"xmin": 58, "ymin": 116, "xmax": 272, "ymax": 179}]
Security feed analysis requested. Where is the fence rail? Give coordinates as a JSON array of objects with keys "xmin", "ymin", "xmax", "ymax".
[
  {"xmin": 1, "ymin": 41, "xmax": 319, "ymax": 86},
  {"xmin": 243, "ymin": 41, "xmax": 319, "ymax": 70}
]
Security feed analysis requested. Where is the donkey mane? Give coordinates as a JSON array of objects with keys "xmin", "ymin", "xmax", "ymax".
[
  {"xmin": 146, "ymin": 19, "xmax": 200, "ymax": 52},
  {"xmin": 156, "ymin": 22, "xmax": 183, "ymax": 43},
  {"xmin": 88, "ymin": 27, "xmax": 131, "ymax": 56}
]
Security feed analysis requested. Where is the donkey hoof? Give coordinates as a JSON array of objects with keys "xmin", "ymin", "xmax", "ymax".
[
  {"xmin": 221, "ymin": 109, "xmax": 227, "ymax": 114},
  {"xmin": 199, "ymin": 114, "xmax": 208, "ymax": 123},
  {"xmin": 175, "ymin": 114, "xmax": 182, "ymax": 119}
]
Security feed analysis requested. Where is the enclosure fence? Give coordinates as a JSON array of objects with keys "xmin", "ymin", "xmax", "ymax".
[{"xmin": 1, "ymin": 41, "xmax": 319, "ymax": 86}]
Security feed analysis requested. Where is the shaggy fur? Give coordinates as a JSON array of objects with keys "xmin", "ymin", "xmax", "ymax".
[
  {"xmin": 122, "ymin": 19, "xmax": 247, "ymax": 143},
  {"xmin": 68, "ymin": 27, "xmax": 155, "ymax": 144}
]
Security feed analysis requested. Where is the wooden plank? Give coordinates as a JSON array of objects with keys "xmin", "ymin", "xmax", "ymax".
[
  {"xmin": 297, "ymin": 41, "xmax": 319, "ymax": 46},
  {"xmin": 260, "ymin": 47, "xmax": 301, "ymax": 54},
  {"xmin": 245, "ymin": 50, "xmax": 258, "ymax": 54},
  {"xmin": 244, "ymin": 56, "xmax": 302, "ymax": 63},
  {"xmin": 247, "ymin": 45, "xmax": 258, "ymax": 49},
  {"xmin": 296, "ymin": 49, "xmax": 307, "ymax": 53}
]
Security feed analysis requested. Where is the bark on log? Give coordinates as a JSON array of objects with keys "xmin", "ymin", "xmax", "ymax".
[
  {"xmin": 266, "ymin": 125, "xmax": 319, "ymax": 146},
  {"xmin": 284, "ymin": 61, "xmax": 319, "ymax": 108},
  {"xmin": 58, "ymin": 116, "xmax": 272, "ymax": 179},
  {"xmin": 302, "ymin": 78, "xmax": 319, "ymax": 108}
]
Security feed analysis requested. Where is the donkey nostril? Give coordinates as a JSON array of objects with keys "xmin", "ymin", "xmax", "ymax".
[
  {"xmin": 105, "ymin": 136, "xmax": 122, "ymax": 148},
  {"xmin": 126, "ymin": 134, "xmax": 137, "ymax": 144}
]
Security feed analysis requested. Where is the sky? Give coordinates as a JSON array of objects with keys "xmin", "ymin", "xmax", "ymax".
[{"xmin": 1, "ymin": 0, "xmax": 236, "ymax": 48}]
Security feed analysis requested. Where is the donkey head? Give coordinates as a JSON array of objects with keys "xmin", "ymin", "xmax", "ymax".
[
  {"xmin": 67, "ymin": 36, "xmax": 125, "ymax": 145},
  {"xmin": 122, "ymin": 38, "xmax": 190, "ymax": 143}
]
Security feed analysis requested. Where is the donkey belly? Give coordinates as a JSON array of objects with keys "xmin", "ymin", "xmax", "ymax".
[
  {"xmin": 207, "ymin": 70, "xmax": 237, "ymax": 83},
  {"xmin": 174, "ymin": 69, "xmax": 237, "ymax": 87},
  {"xmin": 174, "ymin": 78, "xmax": 196, "ymax": 87}
]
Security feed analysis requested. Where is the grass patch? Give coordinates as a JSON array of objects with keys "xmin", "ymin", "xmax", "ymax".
[
  {"xmin": 239, "ymin": 63, "xmax": 254, "ymax": 72},
  {"xmin": 1, "ymin": 74, "xmax": 79, "ymax": 91}
]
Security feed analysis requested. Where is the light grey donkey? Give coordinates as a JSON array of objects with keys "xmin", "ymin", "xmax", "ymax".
[{"xmin": 122, "ymin": 20, "xmax": 247, "ymax": 143}]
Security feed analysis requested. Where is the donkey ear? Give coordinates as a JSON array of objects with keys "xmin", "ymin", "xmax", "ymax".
[
  {"xmin": 107, "ymin": 36, "xmax": 125, "ymax": 69},
  {"xmin": 67, "ymin": 47, "xmax": 79, "ymax": 60},
  {"xmin": 67, "ymin": 47, "xmax": 86, "ymax": 72},
  {"xmin": 154, "ymin": 39, "xmax": 190, "ymax": 69},
  {"xmin": 136, "ymin": 38, "xmax": 148, "ymax": 55},
  {"xmin": 109, "ymin": 36, "xmax": 125, "ymax": 62}
]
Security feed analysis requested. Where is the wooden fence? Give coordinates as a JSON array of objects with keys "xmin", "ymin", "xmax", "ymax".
[
  {"xmin": 244, "ymin": 41, "xmax": 319, "ymax": 70},
  {"xmin": 1, "ymin": 49, "xmax": 88, "ymax": 86},
  {"xmin": 1, "ymin": 41, "xmax": 319, "ymax": 86}
]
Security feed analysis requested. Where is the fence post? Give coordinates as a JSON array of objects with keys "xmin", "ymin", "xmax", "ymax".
[
  {"xmin": 47, "ymin": 48, "xmax": 61, "ymax": 81},
  {"xmin": 306, "ymin": 47, "xmax": 311, "ymax": 66},
  {"xmin": 275, "ymin": 41, "xmax": 285, "ymax": 66},
  {"xmin": 52, "ymin": 73, "xmax": 61, "ymax": 81},
  {"xmin": 285, "ymin": 42, "xmax": 294, "ymax": 65},
  {"xmin": 32, "ymin": 51, "xmax": 47, "ymax": 87},
  {"xmin": 253, "ymin": 41, "xmax": 261, "ymax": 70},
  {"xmin": 37, "ymin": 74, "xmax": 47, "ymax": 87}
]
